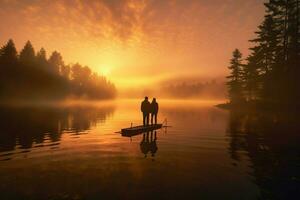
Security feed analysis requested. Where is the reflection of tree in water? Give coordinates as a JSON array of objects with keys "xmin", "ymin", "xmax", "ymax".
[
  {"xmin": 227, "ymin": 110, "xmax": 300, "ymax": 199},
  {"xmin": 0, "ymin": 105, "xmax": 115, "ymax": 152},
  {"xmin": 140, "ymin": 131, "xmax": 158, "ymax": 159}
]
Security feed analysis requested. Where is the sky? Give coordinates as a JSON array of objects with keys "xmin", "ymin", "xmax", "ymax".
[{"xmin": 0, "ymin": 0, "xmax": 265, "ymax": 89}]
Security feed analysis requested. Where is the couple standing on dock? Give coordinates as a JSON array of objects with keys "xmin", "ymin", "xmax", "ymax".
[{"xmin": 141, "ymin": 97, "xmax": 159, "ymax": 126}]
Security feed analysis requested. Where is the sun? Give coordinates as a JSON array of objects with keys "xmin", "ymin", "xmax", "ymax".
[{"xmin": 100, "ymin": 67, "xmax": 111, "ymax": 76}]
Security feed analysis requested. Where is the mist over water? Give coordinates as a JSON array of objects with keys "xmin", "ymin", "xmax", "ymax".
[
  {"xmin": 0, "ymin": 0, "xmax": 299, "ymax": 198},
  {"xmin": 0, "ymin": 99, "xmax": 298, "ymax": 199}
]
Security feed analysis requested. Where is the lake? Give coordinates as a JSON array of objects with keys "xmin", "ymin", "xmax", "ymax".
[{"xmin": 0, "ymin": 99, "xmax": 299, "ymax": 199}]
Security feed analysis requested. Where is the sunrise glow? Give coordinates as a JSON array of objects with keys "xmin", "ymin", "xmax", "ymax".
[{"xmin": 0, "ymin": 0, "xmax": 265, "ymax": 89}]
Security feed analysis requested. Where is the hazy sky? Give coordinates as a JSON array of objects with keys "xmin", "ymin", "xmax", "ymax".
[{"xmin": 0, "ymin": 0, "xmax": 265, "ymax": 88}]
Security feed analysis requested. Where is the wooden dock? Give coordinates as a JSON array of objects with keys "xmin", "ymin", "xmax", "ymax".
[{"xmin": 121, "ymin": 124, "xmax": 162, "ymax": 137}]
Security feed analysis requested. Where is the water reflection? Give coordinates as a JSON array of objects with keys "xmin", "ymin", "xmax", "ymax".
[
  {"xmin": 0, "ymin": 105, "xmax": 115, "ymax": 159},
  {"xmin": 1, "ymin": 100, "xmax": 299, "ymax": 199},
  {"xmin": 227, "ymin": 110, "xmax": 300, "ymax": 199},
  {"xmin": 121, "ymin": 129, "xmax": 159, "ymax": 159},
  {"xmin": 140, "ymin": 131, "xmax": 158, "ymax": 158}
]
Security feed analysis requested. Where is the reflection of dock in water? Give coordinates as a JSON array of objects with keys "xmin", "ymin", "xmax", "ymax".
[{"xmin": 119, "ymin": 121, "xmax": 170, "ymax": 158}]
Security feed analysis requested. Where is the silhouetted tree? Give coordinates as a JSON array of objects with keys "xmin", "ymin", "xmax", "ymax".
[
  {"xmin": 226, "ymin": 49, "xmax": 244, "ymax": 104},
  {"xmin": 286, "ymin": 0, "xmax": 300, "ymax": 100},
  {"xmin": 227, "ymin": 0, "xmax": 300, "ymax": 107},
  {"xmin": 0, "ymin": 39, "xmax": 117, "ymax": 101},
  {"xmin": 61, "ymin": 64, "xmax": 71, "ymax": 79},
  {"xmin": 48, "ymin": 51, "xmax": 63, "ymax": 75},
  {"xmin": 19, "ymin": 41, "xmax": 35, "ymax": 65},
  {"xmin": 0, "ymin": 39, "xmax": 18, "ymax": 65},
  {"xmin": 69, "ymin": 63, "xmax": 116, "ymax": 99},
  {"xmin": 243, "ymin": 54, "xmax": 260, "ymax": 101},
  {"xmin": 71, "ymin": 64, "xmax": 91, "ymax": 84},
  {"xmin": 248, "ymin": 12, "xmax": 281, "ymax": 102},
  {"xmin": 0, "ymin": 39, "xmax": 19, "ymax": 98},
  {"xmin": 36, "ymin": 48, "xmax": 48, "ymax": 67}
]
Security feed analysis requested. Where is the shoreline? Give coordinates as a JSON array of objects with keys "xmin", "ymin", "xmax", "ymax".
[{"xmin": 216, "ymin": 101, "xmax": 300, "ymax": 112}]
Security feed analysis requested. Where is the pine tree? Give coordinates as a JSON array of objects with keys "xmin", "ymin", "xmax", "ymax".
[
  {"xmin": 48, "ymin": 51, "xmax": 63, "ymax": 74},
  {"xmin": 296, "ymin": 0, "xmax": 300, "ymax": 99},
  {"xmin": 0, "ymin": 39, "xmax": 117, "ymax": 100},
  {"xmin": 19, "ymin": 41, "xmax": 35, "ymax": 65},
  {"xmin": 249, "ymin": 12, "xmax": 281, "ymax": 101},
  {"xmin": 36, "ymin": 48, "xmax": 47, "ymax": 63},
  {"xmin": 0, "ymin": 39, "xmax": 18, "ymax": 66},
  {"xmin": 231, "ymin": 0, "xmax": 300, "ymax": 106},
  {"xmin": 286, "ymin": 0, "xmax": 300, "ymax": 101},
  {"xmin": 0, "ymin": 39, "xmax": 19, "ymax": 98},
  {"xmin": 36, "ymin": 48, "xmax": 49, "ymax": 71},
  {"xmin": 227, "ymin": 49, "xmax": 244, "ymax": 104},
  {"xmin": 243, "ymin": 54, "xmax": 260, "ymax": 101}
]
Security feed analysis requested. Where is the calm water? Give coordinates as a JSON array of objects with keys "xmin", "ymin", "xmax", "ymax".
[{"xmin": 0, "ymin": 100, "xmax": 299, "ymax": 200}]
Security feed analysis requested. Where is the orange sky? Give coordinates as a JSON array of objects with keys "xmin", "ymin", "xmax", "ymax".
[{"xmin": 0, "ymin": 0, "xmax": 265, "ymax": 89}]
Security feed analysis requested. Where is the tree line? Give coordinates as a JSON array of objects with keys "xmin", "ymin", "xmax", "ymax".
[
  {"xmin": 227, "ymin": 0, "xmax": 299, "ymax": 107},
  {"xmin": 0, "ymin": 39, "xmax": 116, "ymax": 101},
  {"xmin": 161, "ymin": 80, "xmax": 225, "ymax": 99}
]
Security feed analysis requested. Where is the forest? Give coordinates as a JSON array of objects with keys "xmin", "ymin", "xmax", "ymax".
[
  {"xmin": 0, "ymin": 39, "xmax": 116, "ymax": 101},
  {"xmin": 227, "ymin": 0, "xmax": 299, "ymax": 108},
  {"xmin": 161, "ymin": 80, "xmax": 226, "ymax": 99}
]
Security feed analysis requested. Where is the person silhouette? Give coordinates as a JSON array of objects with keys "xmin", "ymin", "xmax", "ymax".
[
  {"xmin": 150, "ymin": 98, "xmax": 159, "ymax": 125},
  {"xmin": 149, "ymin": 131, "xmax": 158, "ymax": 158},
  {"xmin": 140, "ymin": 132, "xmax": 150, "ymax": 157},
  {"xmin": 141, "ymin": 96, "xmax": 151, "ymax": 126}
]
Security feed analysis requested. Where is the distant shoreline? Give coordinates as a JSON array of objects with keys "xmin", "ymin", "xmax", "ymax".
[{"xmin": 216, "ymin": 101, "xmax": 300, "ymax": 112}]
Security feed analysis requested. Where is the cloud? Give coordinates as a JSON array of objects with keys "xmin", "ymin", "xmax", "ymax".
[
  {"xmin": 0, "ymin": 0, "xmax": 265, "ymax": 88},
  {"xmin": 0, "ymin": 0, "xmax": 263, "ymax": 43}
]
